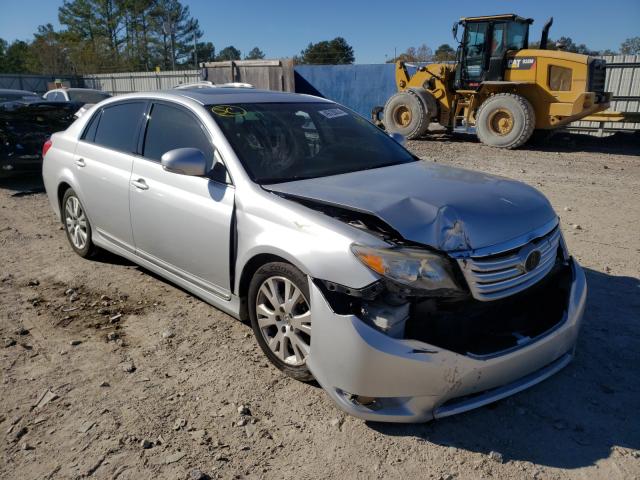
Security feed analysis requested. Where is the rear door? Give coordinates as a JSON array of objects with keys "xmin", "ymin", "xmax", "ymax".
[
  {"xmin": 73, "ymin": 101, "xmax": 147, "ymax": 252},
  {"xmin": 129, "ymin": 101, "xmax": 234, "ymax": 298}
]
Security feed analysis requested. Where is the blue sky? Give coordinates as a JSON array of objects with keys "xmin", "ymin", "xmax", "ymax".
[{"xmin": 1, "ymin": 0, "xmax": 638, "ymax": 63}]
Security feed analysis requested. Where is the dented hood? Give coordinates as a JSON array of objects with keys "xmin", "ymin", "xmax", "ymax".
[{"xmin": 264, "ymin": 161, "xmax": 557, "ymax": 252}]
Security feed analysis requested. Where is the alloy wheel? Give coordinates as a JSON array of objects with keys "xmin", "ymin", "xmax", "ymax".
[
  {"xmin": 255, "ymin": 276, "xmax": 311, "ymax": 366},
  {"xmin": 64, "ymin": 196, "xmax": 88, "ymax": 250}
]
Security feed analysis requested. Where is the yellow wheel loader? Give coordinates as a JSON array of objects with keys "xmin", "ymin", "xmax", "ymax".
[{"xmin": 377, "ymin": 14, "xmax": 615, "ymax": 149}]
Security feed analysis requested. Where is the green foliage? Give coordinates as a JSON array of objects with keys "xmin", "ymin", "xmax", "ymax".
[
  {"xmin": 195, "ymin": 42, "xmax": 215, "ymax": 63},
  {"xmin": 434, "ymin": 44, "xmax": 456, "ymax": 62},
  {"xmin": 297, "ymin": 37, "xmax": 354, "ymax": 64},
  {"xmin": 529, "ymin": 36, "xmax": 611, "ymax": 56},
  {"xmin": 620, "ymin": 37, "xmax": 640, "ymax": 55},
  {"xmin": 1, "ymin": 40, "xmax": 32, "ymax": 73},
  {"xmin": 0, "ymin": 0, "xmax": 217, "ymax": 74},
  {"xmin": 245, "ymin": 47, "xmax": 265, "ymax": 60},
  {"xmin": 216, "ymin": 46, "xmax": 241, "ymax": 61},
  {"xmin": 387, "ymin": 44, "xmax": 432, "ymax": 63}
]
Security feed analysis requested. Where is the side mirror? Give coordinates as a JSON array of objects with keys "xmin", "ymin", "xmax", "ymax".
[
  {"xmin": 161, "ymin": 148, "xmax": 207, "ymax": 176},
  {"xmin": 389, "ymin": 132, "xmax": 407, "ymax": 147},
  {"xmin": 452, "ymin": 22, "xmax": 460, "ymax": 42}
]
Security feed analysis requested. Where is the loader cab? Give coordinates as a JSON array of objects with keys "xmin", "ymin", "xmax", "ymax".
[{"xmin": 454, "ymin": 14, "xmax": 532, "ymax": 90}]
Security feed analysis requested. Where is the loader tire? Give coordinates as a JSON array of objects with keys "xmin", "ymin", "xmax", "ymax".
[
  {"xmin": 383, "ymin": 90, "xmax": 429, "ymax": 140},
  {"xmin": 476, "ymin": 93, "xmax": 535, "ymax": 149}
]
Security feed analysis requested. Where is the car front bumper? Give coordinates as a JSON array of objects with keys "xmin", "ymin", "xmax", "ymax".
[{"xmin": 307, "ymin": 258, "xmax": 587, "ymax": 423}]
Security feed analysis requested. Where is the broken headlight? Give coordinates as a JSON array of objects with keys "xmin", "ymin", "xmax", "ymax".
[{"xmin": 350, "ymin": 244, "xmax": 461, "ymax": 295}]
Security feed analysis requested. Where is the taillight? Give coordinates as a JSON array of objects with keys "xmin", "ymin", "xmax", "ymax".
[{"xmin": 42, "ymin": 138, "xmax": 52, "ymax": 158}]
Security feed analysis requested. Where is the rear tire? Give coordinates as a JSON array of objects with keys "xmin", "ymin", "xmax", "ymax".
[
  {"xmin": 383, "ymin": 90, "xmax": 429, "ymax": 139},
  {"xmin": 476, "ymin": 93, "xmax": 535, "ymax": 149},
  {"xmin": 62, "ymin": 188, "xmax": 97, "ymax": 258},
  {"xmin": 248, "ymin": 262, "xmax": 314, "ymax": 382}
]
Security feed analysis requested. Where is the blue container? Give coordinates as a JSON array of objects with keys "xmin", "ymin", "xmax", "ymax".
[{"xmin": 294, "ymin": 64, "xmax": 397, "ymax": 118}]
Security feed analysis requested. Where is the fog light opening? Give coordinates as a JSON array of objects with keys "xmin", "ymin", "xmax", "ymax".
[
  {"xmin": 338, "ymin": 389, "xmax": 381, "ymax": 410},
  {"xmin": 354, "ymin": 395, "xmax": 377, "ymax": 407}
]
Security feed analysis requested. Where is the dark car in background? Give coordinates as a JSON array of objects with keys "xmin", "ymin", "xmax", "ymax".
[
  {"xmin": 43, "ymin": 88, "xmax": 111, "ymax": 105},
  {"xmin": 0, "ymin": 89, "xmax": 79, "ymax": 177}
]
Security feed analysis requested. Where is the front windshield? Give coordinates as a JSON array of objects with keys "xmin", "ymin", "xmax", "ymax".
[
  {"xmin": 68, "ymin": 90, "xmax": 111, "ymax": 104},
  {"xmin": 208, "ymin": 102, "xmax": 416, "ymax": 184}
]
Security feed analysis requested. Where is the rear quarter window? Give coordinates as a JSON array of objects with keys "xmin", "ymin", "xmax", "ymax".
[
  {"xmin": 92, "ymin": 102, "xmax": 146, "ymax": 153},
  {"xmin": 81, "ymin": 110, "xmax": 101, "ymax": 142}
]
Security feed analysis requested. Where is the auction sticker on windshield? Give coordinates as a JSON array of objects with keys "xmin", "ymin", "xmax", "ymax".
[
  {"xmin": 318, "ymin": 108, "xmax": 348, "ymax": 119},
  {"xmin": 211, "ymin": 105, "xmax": 247, "ymax": 117}
]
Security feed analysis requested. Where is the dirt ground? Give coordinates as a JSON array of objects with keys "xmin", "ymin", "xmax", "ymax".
[{"xmin": 1, "ymin": 132, "xmax": 639, "ymax": 480}]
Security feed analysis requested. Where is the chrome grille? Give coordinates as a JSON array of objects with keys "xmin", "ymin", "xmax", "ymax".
[{"xmin": 457, "ymin": 228, "xmax": 562, "ymax": 301}]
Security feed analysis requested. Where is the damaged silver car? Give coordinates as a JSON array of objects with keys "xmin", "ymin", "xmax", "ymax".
[{"xmin": 42, "ymin": 87, "xmax": 587, "ymax": 422}]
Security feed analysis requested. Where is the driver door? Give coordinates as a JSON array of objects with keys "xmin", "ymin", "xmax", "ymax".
[{"xmin": 129, "ymin": 101, "xmax": 234, "ymax": 299}]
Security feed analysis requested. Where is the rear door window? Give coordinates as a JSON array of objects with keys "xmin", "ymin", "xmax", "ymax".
[
  {"xmin": 142, "ymin": 102, "xmax": 214, "ymax": 167},
  {"xmin": 93, "ymin": 102, "xmax": 146, "ymax": 153}
]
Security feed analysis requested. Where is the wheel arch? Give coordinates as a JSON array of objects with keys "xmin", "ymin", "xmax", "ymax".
[
  {"xmin": 57, "ymin": 181, "xmax": 73, "ymax": 216},
  {"xmin": 236, "ymin": 251, "xmax": 308, "ymax": 321}
]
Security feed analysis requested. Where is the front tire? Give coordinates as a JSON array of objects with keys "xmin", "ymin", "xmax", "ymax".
[
  {"xmin": 476, "ymin": 93, "xmax": 535, "ymax": 149},
  {"xmin": 248, "ymin": 262, "xmax": 313, "ymax": 382},
  {"xmin": 62, "ymin": 188, "xmax": 97, "ymax": 258},
  {"xmin": 383, "ymin": 90, "xmax": 429, "ymax": 139}
]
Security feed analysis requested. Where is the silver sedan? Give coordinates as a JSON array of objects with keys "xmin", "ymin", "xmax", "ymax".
[{"xmin": 42, "ymin": 87, "xmax": 586, "ymax": 422}]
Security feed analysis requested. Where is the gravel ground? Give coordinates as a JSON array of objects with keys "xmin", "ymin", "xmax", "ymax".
[{"xmin": 1, "ymin": 132, "xmax": 639, "ymax": 480}]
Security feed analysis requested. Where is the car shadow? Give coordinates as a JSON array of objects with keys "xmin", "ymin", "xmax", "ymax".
[
  {"xmin": 367, "ymin": 267, "xmax": 640, "ymax": 469},
  {"xmin": 426, "ymin": 130, "xmax": 640, "ymax": 156}
]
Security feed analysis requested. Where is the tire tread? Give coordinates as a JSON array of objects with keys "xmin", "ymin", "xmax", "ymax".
[{"xmin": 476, "ymin": 93, "xmax": 535, "ymax": 149}]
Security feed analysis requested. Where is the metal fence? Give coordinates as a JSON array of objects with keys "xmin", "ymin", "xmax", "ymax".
[
  {"xmin": 82, "ymin": 69, "xmax": 201, "ymax": 95},
  {"xmin": 0, "ymin": 74, "xmax": 84, "ymax": 94},
  {"xmin": 570, "ymin": 55, "xmax": 640, "ymax": 136}
]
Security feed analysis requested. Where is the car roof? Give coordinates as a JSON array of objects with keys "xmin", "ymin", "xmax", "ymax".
[{"xmin": 167, "ymin": 87, "xmax": 331, "ymax": 105}]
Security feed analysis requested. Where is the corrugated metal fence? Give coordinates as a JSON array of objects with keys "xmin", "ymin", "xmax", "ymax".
[
  {"xmin": 570, "ymin": 55, "xmax": 640, "ymax": 136},
  {"xmin": 0, "ymin": 73, "xmax": 84, "ymax": 93},
  {"xmin": 82, "ymin": 69, "xmax": 201, "ymax": 95}
]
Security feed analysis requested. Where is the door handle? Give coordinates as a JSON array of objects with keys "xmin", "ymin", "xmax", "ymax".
[
  {"xmin": 131, "ymin": 178, "xmax": 149, "ymax": 190},
  {"xmin": 75, "ymin": 158, "xmax": 86, "ymax": 167}
]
